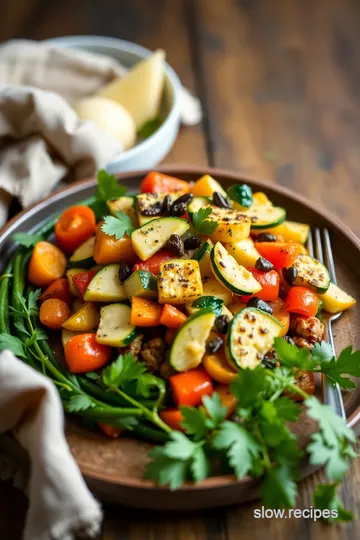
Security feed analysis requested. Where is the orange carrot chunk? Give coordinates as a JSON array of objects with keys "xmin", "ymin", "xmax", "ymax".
[
  {"xmin": 130, "ymin": 296, "xmax": 163, "ymax": 327},
  {"xmin": 159, "ymin": 304, "xmax": 187, "ymax": 329},
  {"xmin": 28, "ymin": 241, "xmax": 67, "ymax": 287}
]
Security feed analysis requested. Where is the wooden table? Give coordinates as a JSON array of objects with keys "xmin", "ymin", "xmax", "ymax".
[{"xmin": 1, "ymin": 0, "xmax": 360, "ymax": 538}]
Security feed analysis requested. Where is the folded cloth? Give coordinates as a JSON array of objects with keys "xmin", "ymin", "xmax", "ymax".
[
  {"xmin": 0, "ymin": 350, "xmax": 102, "ymax": 540},
  {"xmin": 0, "ymin": 40, "xmax": 202, "ymax": 227}
]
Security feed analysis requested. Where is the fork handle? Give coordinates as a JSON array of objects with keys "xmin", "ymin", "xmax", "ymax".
[{"xmin": 323, "ymin": 321, "xmax": 346, "ymax": 419}]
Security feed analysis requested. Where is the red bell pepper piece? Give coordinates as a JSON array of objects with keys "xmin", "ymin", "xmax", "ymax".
[
  {"xmin": 132, "ymin": 249, "xmax": 174, "ymax": 275},
  {"xmin": 255, "ymin": 242, "xmax": 301, "ymax": 269},
  {"xmin": 160, "ymin": 409, "xmax": 185, "ymax": 431},
  {"xmin": 240, "ymin": 267, "xmax": 280, "ymax": 302},
  {"xmin": 169, "ymin": 367, "xmax": 213, "ymax": 407},
  {"xmin": 285, "ymin": 286, "xmax": 319, "ymax": 317},
  {"xmin": 140, "ymin": 171, "xmax": 190, "ymax": 193},
  {"xmin": 72, "ymin": 269, "xmax": 98, "ymax": 298}
]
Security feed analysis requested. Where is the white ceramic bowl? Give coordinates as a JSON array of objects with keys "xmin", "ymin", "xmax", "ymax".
[{"xmin": 46, "ymin": 35, "xmax": 182, "ymax": 173}]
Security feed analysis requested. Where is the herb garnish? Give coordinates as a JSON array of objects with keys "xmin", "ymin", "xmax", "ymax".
[
  {"xmin": 91, "ymin": 169, "xmax": 128, "ymax": 220},
  {"xmin": 101, "ymin": 210, "xmax": 135, "ymax": 240},
  {"xmin": 145, "ymin": 339, "xmax": 358, "ymax": 519},
  {"xmin": 191, "ymin": 207, "xmax": 218, "ymax": 235}
]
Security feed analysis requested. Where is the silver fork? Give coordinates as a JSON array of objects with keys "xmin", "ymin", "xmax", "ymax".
[{"xmin": 307, "ymin": 228, "xmax": 346, "ymax": 419}]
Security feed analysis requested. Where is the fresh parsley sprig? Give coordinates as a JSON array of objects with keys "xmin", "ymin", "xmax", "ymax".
[
  {"xmin": 101, "ymin": 211, "xmax": 135, "ymax": 240},
  {"xmin": 91, "ymin": 169, "xmax": 128, "ymax": 220},
  {"xmin": 146, "ymin": 341, "xmax": 359, "ymax": 519},
  {"xmin": 191, "ymin": 207, "xmax": 218, "ymax": 235}
]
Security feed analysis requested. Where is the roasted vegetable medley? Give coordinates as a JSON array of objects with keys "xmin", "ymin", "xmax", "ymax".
[{"xmin": 1, "ymin": 170, "xmax": 359, "ymax": 515}]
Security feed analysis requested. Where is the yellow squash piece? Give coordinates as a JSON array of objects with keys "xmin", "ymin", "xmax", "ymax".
[
  {"xmin": 202, "ymin": 277, "xmax": 233, "ymax": 305},
  {"xmin": 62, "ymin": 302, "xmax": 99, "ymax": 331},
  {"xmin": 225, "ymin": 238, "xmax": 261, "ymax": 267},
  {"xmin": 252, "ymin": 192, "xmax": 272, "ymax": 206},
  {"xmin": 252, "ymin": 220, "xmax": 310, "ymax": 243},
  {"xmin": 158, "ymin": 259, "xmax": 203, "ymax": 305},
  {"xmin": 190, "ymin": 175, "xmax": 227, "ymax": 198},
  {"xmin": 203, "ymin": 350, "xmax": 238, "ymax": 384},
  {"xmin": 319, "ymin": 283, "xmax": 356, "ymax": 314}
]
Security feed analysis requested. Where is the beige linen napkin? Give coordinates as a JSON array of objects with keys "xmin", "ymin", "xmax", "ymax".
[
  {"xmin": 0, "ymin": 40, "xmax": 202, "ymax": 227},
  {"xmin": 0, "ymin": 349, "xmax": 102, "ymax": 540}
]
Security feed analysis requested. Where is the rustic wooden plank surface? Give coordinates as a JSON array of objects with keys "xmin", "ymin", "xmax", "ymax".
[{"xmin": 1, "ymin": 0, "xmax": 360, "ymax": 538}]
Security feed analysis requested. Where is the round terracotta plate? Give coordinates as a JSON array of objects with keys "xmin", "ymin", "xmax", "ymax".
[{"xmin": 1, "ymin": 166, "xmax": 360, "ymax": 510}]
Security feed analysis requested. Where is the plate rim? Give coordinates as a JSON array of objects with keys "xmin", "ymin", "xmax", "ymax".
[{"xmin": 1, "ymin": 164, "xmax": 360, "ymax": 493}]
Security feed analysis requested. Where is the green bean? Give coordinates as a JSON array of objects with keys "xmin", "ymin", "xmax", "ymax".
[
  {"xmin": 0, "ymin": 260, "xmax": 13, "ymax": 333},
  {"xmin": 133, "ymin": 423, "xmax": 169, "ymax": 443}
]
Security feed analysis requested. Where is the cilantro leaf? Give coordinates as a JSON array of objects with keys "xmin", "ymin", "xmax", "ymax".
[
  {"xmin": 13, "ymin": 232, "xmax": 43, "ymax": 247},
  {"xmin": 91, "ymin": 169, "xmax": 128, "ymax": 219},
  {"xmin": 102, "ymin": 353, "xmax": 146, "ymax": 389},
  {"xmin": 190, "ymin": 446, "xmax": 210, "ymax": 482},
  {"xmin": 145, "ymin": 432, "xmax": 206, "ymax": 490},
  {"xmin": 213, "ymin": 421, "xmax": 261, "ymax": 478},
  {"xmin": 275, "ymin": 436, "xmax": 303, "ymax": 467},
  {"xmin": 273, "ymin": 397, "xmax": 301, "ymax": 422},
  {"xmin": 313, "ymin": 483, "xmax": 354, "ymax": 522},
  {"xmin": 259, "ymin": 401, "xmax": 294, "ymax": 447},
  {"xmin": 180, "ymin": 406, "xmax": 209, "ymax": 441},
  {"xmin": 145, "ymin": 448, "xmax": 189, "ymax": 490},
  {"xmin": 319, "ymin": 346, "xmax": 360, "ymax": 390},
  {"xmin": 260, "ymin": 464, "xmax": 297, "ymax": 508},
  {"xmin": 273, "ymin": 338, "xmax": 314, "ymax": 370},
  {"xmin": 191, "ymin": 296, "xmax": 223, "ymax": 316},
  {"xmin": 66, "ymin": 394, "xmax": 96, "ymax": 412},
  {"xmin": 96, "ymin": 169, "xmax": 127, "ymax": 201},
  {"xmin": 202, "ymin": 392, "xmax": 228, "ymax": 428},
  {"xmin": 191, "ymin": 207, "xmax": 218, "ymax": 235},
  {"xmin": 0, "ymin": 333, "xmax": 26, "ymax": 358},
  {"xmin": 311, "ymin": 341, "xmax": 334, "ymax": 364},
  {"xmin": 230, "ymin": 367, "xmax": 267, "ymax": 409},
  {"xmin": 226, "ymin": 184, "xmax": 253, "ymax": 208},
  {"xmin": 305, "ymin": 396, "xmax": 356, "ymax": 481},
  {"xmin": 101, "ymin": 211, "xmax": 135, "ymax": 240}
]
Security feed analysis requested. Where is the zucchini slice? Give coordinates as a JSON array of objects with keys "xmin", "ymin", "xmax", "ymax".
[
  {"xmin": 84, "ymin": 264, "xmax": 127, "ymax": 302},
  {"xmin": 123, "ymin": 270, "xmax": 158, "ymax": 299},
  {"xmin": 107, "ymin": 196, "xmax": 138, "ymax": 227},
  {"xmin": 186, "ymin": 299, "xmax": 233, "ymax": 321},
  {"xmin": 158, "ymin": 259, "xmax": 203, "ymax": 305},
  {"xmin": 96, "ymin": 303, "xmax": 137, "ymax": 347},
  {"xmin": 131, "ymin": 217, "xmax": 189, "ymax": 261},
  {"xmin": 240, "ymin": 204, "xmax": 286, "ymax": 229},
  {"xmin": 293, "ymin": 254, "xmax": 330, "ymax": 293},
  {"xmin": 319, "ymin": 282, "xmax": 356, "ymax": 314},
  {"xmin": 210, "ymin": 242, "xmax": 262, "ymax": 295},
  {"xmin": 226, "ymin": 308, "xmax": 282, "ymax": 369},
  {"xmin": 225, "ymin": 237, "xmax": 261, "ymax": 268},
  {"xmin": 202, "ymin": 277, "xmax": 233, "ymax": 305},
  {"xmin": 169, "ymin": 308, "xmax": 216, "ymax": 371},
  {"xmin": 193, "ymin": 239, "xmax": 213, "ymax": 278},
  {"xmin": 68, "ymin": 237, "xmax": 95, "ymax": 268}
]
